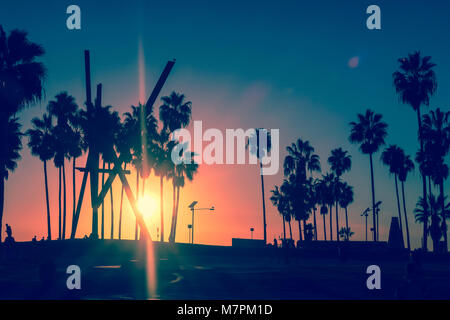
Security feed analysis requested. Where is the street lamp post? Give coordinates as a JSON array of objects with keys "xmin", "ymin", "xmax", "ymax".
[
  {"xmin": 361, "ymin": 208, "xmax": 370, "ymax": 242},
  {"xmin": 188, "ymin": 201, "xmax": 214, "ymax": 244},
  {"xmin": 250, "ymin": 227, "xmax": 254, "ymax": 239}
]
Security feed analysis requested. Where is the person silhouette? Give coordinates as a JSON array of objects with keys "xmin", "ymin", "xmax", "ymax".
[{"xmin": 4, "ymin": 224, "xmax": 15, "ymax": 245}]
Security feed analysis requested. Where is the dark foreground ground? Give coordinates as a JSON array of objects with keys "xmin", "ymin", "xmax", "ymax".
[{"xmin": 0, "ymin": 240, "xmax": 449, "ymax": 300}]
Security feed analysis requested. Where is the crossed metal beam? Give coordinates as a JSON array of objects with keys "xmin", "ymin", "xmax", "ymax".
[{"xmin": 69, "ymin": 50, "xmax": 175, "ymax": 240}]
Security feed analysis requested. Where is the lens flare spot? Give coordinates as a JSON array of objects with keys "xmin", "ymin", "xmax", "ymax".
[{"xmin": 348, "ymin": 56, "xmax": 359, "ymax": 68}]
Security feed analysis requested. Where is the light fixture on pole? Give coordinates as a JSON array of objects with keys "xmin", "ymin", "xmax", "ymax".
[{"xmin": 188, "ymin": 201, "xmax": 214, "ymax": 244}]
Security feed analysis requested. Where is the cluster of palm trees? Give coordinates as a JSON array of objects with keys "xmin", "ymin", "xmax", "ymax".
[
  {"xmin": 0, "ymin": 24, "xmax": 449, "ymax": 253},
  {"xmin": 0, "ymin": 25, "xmax": 198, "ymax": 243},
  {"xmin": 393, "ymin": 52, "xmax": 450, "ymax": 252},
  {"xmin": 27, "ymin": 91, "xmax": 198, "ymax": 242},
  {"xmin": 0, "ymin": 26, "xmax": 46, "ymax": 242},
  {"xmin": 270, "ymin": 139, "xmax": 355, "ymax": 244},
  {"xmin": 269, "ymin": 51, "xmax": 449, "ymax": 253}
]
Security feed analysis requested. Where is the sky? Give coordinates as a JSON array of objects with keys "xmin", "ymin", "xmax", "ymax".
[{"xmin": 1, "ymin": 0, "xmax": 449, "ymax": 249}]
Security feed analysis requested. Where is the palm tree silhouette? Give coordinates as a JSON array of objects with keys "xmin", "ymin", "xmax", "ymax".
[
  {"xmin": 123, "ymin": 105, "xmax": 145, "ymax": 240},
  {"xmin": 115, "ymin": 119, "xmax": 133, "ymax": 240},
  {"xmin": 338, "ymin": 227, "xmax": 354, "ymax": 241},
  {"xmin": 0, "ymin": 25, "xmax": 45, "ymax": 241},
  {"xmin": 0, "ymin": 26, "xmax": 45, "ymax": 116},
  {"xmin": 0, "ymin": 117, "xmax": 22, "ymax": 242},
  {"xmin": 283, "ymin": 138, "xmax": 320, "ymax": 241},
  {"xmin": 381, "ymin": 145, "xmax": 405, "ymax": 245},
  {"xmin": 393, "ymin": 51, "xmax": 437, "ymax": 250},
  {"xmin": 48, "ymin": 92, "xmax": 78, "ymax": 240},
  {"xmin": 280, "ymin": 179, "xmax": 294, "ymax": 240},
  {"xmin": 98, "ymin": 108, "xmax": 120, "ymax": 239},
  {"xmin": 26, "ymin": 113, "xmax": 55, "ymax": 240},
  {"xmin": 270, "ymin": 185, "xmax": 287, "ymax": 242},
  {"xmin": 316, "ymin": 176, "xmax": 331, "ymax": 241},
  {"xmin": 422, "ymin": 108, "xmax": 450, "ymax": 251},
  {"xmin": 67, "ymin": 110, "xmax": 84, "ymax": 239},
  {"xmin": 398, "ymin": 152, "xmax": 414, "ymax": 251},
  {"xmin": 338, "ymin": 182, "xmax": 354, "ymax": 233},
  {"xmin": 414, "ymin": 194, "xmax": 449, "ymax": 252},
  {"xmin": 349, "ymin": 109, "xmax": 388, "ymax": 241},
  {"xmin": 328, "ymin": 148, "xmax": 352, "ymax": 241},
  {"xmin": 247, "ymin": 128, "xmax": 272, "ymax": 244},
  {"xmin": 153, "ymin": 133, "xmax": 174, "ymax": 242},
  {"xmin": 159, "ymin": 92, "xmax": 192, "ymax": 243}
]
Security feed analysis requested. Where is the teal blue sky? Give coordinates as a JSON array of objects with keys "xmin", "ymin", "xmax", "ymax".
[{"xmin": 1, "ymin": 0, "xmax": 449, "ymax": 248}]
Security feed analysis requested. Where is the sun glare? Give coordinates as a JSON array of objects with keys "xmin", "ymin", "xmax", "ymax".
[{"xmin": 137, "ymin": 194, "xmax": 159, "ymax": 218}]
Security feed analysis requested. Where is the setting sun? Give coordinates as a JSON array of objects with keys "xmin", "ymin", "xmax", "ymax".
[{"xmin": 137, "ymin": 193, "xmax": 159, "ymax": 218}]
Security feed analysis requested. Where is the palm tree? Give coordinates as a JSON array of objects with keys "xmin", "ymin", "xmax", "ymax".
[
  {"xmin": 98, "ymin": 108, "xmax": 120, "ymax": 239},
  {"xmin": 270, "ymin": 185, "xmax": 287, "ymax": 242},
  {"xmin": 349, "ymin": 109, "xmax": 388, "ymax": 241},
  {"xmin": 169, "ymin": 148, "xmax": 198, "ymax": 243},
  {"xmin": 280, "ymin": 179, "xmax": 294, "ymax": 240},
  {"xmin": 398, "ymin": 153, "xmax": 415, "ymax": 251},
  {"xmin": 0, "ymin": 26, "xmax": 46, "ymax": 115},
  {"xmin": 393, "ymin": 51, "xmax": 437, "ymax": 251},
  {"xmin": 0, "ymin": 26, "xmax": 45, "ymax": 241},
  {"xmin": 0, "ymin": 117, "xmax": 22, "ymax": 242},
  {"xmin": 414, "ymin": 194, "xmax": 449, "ymax": 252},
  {"xmin": 338, "ymin": 182, "xmax": 354, "ymax": 233},
  {"xmin": 422, "ymin": 108, "xmax": 450, "ymax": 251},
  {"xmin": 123, "ymin": 104, "xmax": 146, "ymax": 240},
  {"xmin": 115, "ymin": 118, "xmax": 133, "ymax": 240},
  {"xmin": 26, "ymin": 114, "xmax": 55, "ymax": 240},
  {"xmin": 67, "ymin": 111, "xmax": 84, "ymax": 239},
  {"xmin": 339, "ymin": 227, "xmax": 354, "ymax": 241},
  {"xmin": 153, "ymin": 132, "xmax": 174, "ymax": 242},
  {"xmin": 328, "ymin": 148, "xmax": 352, "ymax": 241},
  {"xmin": 247, "ymin": 128, "xmax": 272, "ymax": 244},
  {"xmin": 158, "ymin": 92, "xmax": 192, "ymax": 243},
  {"xmin": 48, "ymin": 92, "xmax": 78, "ymax": 239},
  {"xmin": 309, "ymin": 179, "xmax": 320, "ymax": 240},
  {"xmin": 381, "ymin": 145, "xmax": 405, "ymax": 244}
]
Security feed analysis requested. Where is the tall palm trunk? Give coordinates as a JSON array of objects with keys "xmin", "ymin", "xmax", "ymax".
[
  {"xmin": 138, "ymin": 177, "xmax": 146, "ymax": 240},
  {"xmin": 135, "ymin": 170, "xmax": 139, "ymax": 240},
  {"xmin": 160, "ymin": 176, "xmax": 164, "ymax": 242},
  {"xmin": 0, "ymin": 178, "xmax": 4, "ymax": 243},
  {"xmin": 394, "ymin": 174, "xmax": 404, "ymax": 245},
  {"xmin": 109, "ymin": 163, "xmax": 114, "ymax": 239},
  {"xmin": 335, "ymin": 201, "xmax": 340, "ymax": 242},
  {"xmin": 345, "ymin": 207, "xmax": 349, "ymax": 230},
  {"xmin": 44, "ymin": 161, "xmax": 52, "ymax": 240},
  {"xmin": 322, "ymin": 213, "xmax": 327, "ymax": 241},
  {"xmin": 101, "ymin": 160, "xmax": 105, "ymax": 239},
  {"xmin": 440, "ymin": 182, "xmax": 447, "ymax": 252},
  {"xmin": 401, "ymin": 181, "xmax": 411, "ymax": 251},
  {"xmin": 62, "ymin": 161, "xmax": 67, "ymax": 240},
  {"xmin": 417, "ymin": 108, "xmax": 428, "ymax": 251},
  {"xmin": 72, "ymin": 157, "xmax": 76, "ymax": 239},
  {"xmin": 169, "ymin": 179, "xmax": 176, "ymax": 243},
  {"xmin": 58, "ymin": 166, "xmax": 62, "ymax": 240},
  {"xmin": 329, "ymin": 205, "xmax": 333, "ymax": 241},
  {"xmin": 369, "ymin": 153, "xmax": 377, "ymax": 241},
  {"xmin": 282, "ymin": 215, "xmax": 286, "ymax": 241},
  {"xmin": 118, "ymin": 163, "xmax": 126, "ymax": 240},
  {"xmin": 172, "ymin": 185, "xmax": 181, "ymax": 242},
  {"xmin": 259, "ymin": 162, "xmax": 267, "ymax": 244},
  {"xmin": 302, "ymin": 219, "xmax": 307, "ymax": 241},
  {"xmin": 313, "ymin": 207, "xmax": 317, "ymax": 240},
  {"xmin": 288, "ymin": 219, "xmax": 293, "ymax": 240},
  {"xmin": 298, "ymin": 220, "xmax": 302, "ymax": 242}
]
